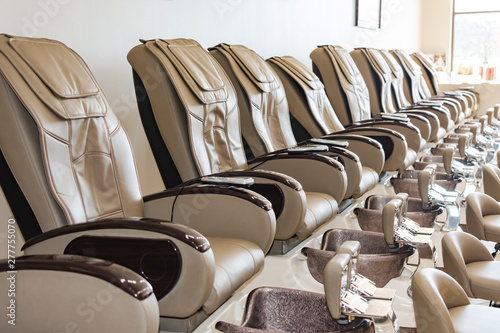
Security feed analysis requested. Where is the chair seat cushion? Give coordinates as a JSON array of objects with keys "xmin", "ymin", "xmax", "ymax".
[
  {"xmin": 203, "ymin": 237, "xmax": 264, "ymax": 314},
  {"xmin": 483, "ymin": 215, "xmax": 500, "ymax": 242},
  {"xmin": 467, "ymin": 261, "xmax": 500, "ymax": 301},
  {"xmin": 435, "ymin": 127, "xmax": 446, "ymax": 142},
  {"xmin": 354, "ymin": 166, "xmax": 379, "ymax": 198},
  {"xmin": 449, "ymin": 304, "xmax": 500, "ymax": 333},
  {"xmin": 298, "ymin": 192, "xmax": 338, "ymax": 240},
  {"xmin": 403, "ymin": 148, "xmax": 418, "ymax": 170}
]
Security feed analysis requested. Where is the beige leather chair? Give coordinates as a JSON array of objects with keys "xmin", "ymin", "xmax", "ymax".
[
  {"xmin": 207, "ymin": 43, "xmax": 354, "ymax": 202},
  {"xmin": 351, "ymin": 47, "xmax": 453, "ymax": 141},
  {"xmin": 412, "ymin": 268, "xmax": 500, "ymax": 333},
  {"xmin": 483, "ymin": 164, "xmax": 500, "ymax": 201},
  {"xmin": 411, "ymin": 51, "xmax": 478, "ymax": 117},
  {"xmin": 310, "ymin": 45, "xmax": 423, "ymax": 171},
  {"xmin": 466, "ymin": 192, "xmax": 500, "ymax": 244},
  {"xmin": 390, "ymin": 49, "xmax": 466, "ymax": 123},
  {"xmin": 128, "ymin": 38, "xmax": 338, "ymax": 251},
  {"xmin": 0, "ymin": 34, "xmax": 274, "ymax": 331},
  {"xmin": 267, "ymin": 55, "xmax": 385, "ymax": 195},
  {"xmin": 442, "ymin": 231, "xmax": 500, "ymax": 301},
  {"xmin": 0, "ymin": 255, "xmax": 159, "ymax": 333}
]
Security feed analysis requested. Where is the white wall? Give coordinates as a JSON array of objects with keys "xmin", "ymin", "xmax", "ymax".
[
  {"xmin": 420, "ymin": 0, "xmax": 453, "ymax": 57},
  {"xmin": 0, "ymin": 0, "xmax": 423, "ymax": 254}
]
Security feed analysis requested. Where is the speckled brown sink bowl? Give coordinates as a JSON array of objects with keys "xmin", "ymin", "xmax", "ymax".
[
  {"xmin": 430, "ymin": 143, "xmax": 456, "ymax": 155},
  {"xmin": 414, "ymin": 155, "xmax": 447, "ymax": 172},
  {"xmin": 355, "ymin": 195, "xmax": 443, "ymax": 231},
  {"xmin": 302, "ymin": 229, "xmax": 415, "ymax": 287},
  {"xmin": 216, "ymin": 287, "xmax": 375, "ymax": 333},
  {"xmin": 390, "ymin": 170, "xmax": 460, "ymax": 198}
]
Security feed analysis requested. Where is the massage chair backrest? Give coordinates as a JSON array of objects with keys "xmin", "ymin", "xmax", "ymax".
[
  {"xmin": 128, "ymin": 39, "xmax": 248, "ymax": 184},
  {"xmin": 389, "ymin": 49, "xmax": 432, "ymax": 103},
  {"xmin": 411, "ymin": 51, "xmax": 471, "ymax": 114},
  {"xmin": 209, "ymin": 43, "xmax": 297, "ymax": 157},
  {"xmin": 412, "ymin": 268, "xmax": 470, "ymax": 333},
  {"xmin": 310, "ymin": 45, "xmax": 372, "ymax": 127},
  {"xmin": 411, "ymin": 51, "xmax": 439, "ymax": 96},
  {"xmin": 0, "ymin": 34, "xmax": 144, "ymax": 238},
  {"xmin": 350, "ymin": 48, "xmax": 398, "ymax": 115},
  {"xmin": 267, "ymin": 55, "xmax": 345, "ymax": 138},
  {"xmin": 379, "ymin": 49, "xmax": 412, "ymax": 109}
]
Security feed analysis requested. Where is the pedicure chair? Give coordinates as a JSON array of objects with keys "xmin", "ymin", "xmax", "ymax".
[
  {"xmin": 128, "ymin": 38, "xmax": 341, "ymax": 254},
  {"xmin": 350, "ymin": 47, "xmax": 452, "ymax": 141},
  {"xmin": 0, "ymin": 255, "xmax": 159, "ymax": 332},
  {"xmin": 266, "ymin": 55, "xmax": 385, "ymax": 196},
  {"xmin": 216, "ymin": 252, "xmax": 397, "ymax": 333},
  {"xmin": 302, "ymin": 198, "xmax": 417, "ymax": 287},
  {"xmin": 412, "ymin": 268, "xmax": 500, "ymax": 333},
  {"xmin": 0, "ymin": 34, "xmax": 276, "ymax": 331},
  {"xmin": 310, "ymin": 45, "xmax": 424, "ymax": 171},
  {"xmin": 266, "ymin": 54, "xmax": 411, "ymax": 175},
  {"xmin": 389, "ymin": 49, "xmax": 468, "ymax": 124},
  {"xmin": 442, "ymin": 232, "xmax": 500, "ymax": 302},
  {"xmin": 466, "ymin": 192, "xmax": 500, "ymax": 252},
  {"xmin": 411, "ymin": 51, "xmax": 478, "ymax": 117},
  {"xmin": 206, "ymin": 43, "xmax": 363, "ymax": 202}
]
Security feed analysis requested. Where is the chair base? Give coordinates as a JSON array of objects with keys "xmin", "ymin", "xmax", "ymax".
[
  {"xmin": 338, "ymin": 198, "xmax": 354, "ymax": 214},
  {"xmin": 269, "ymin": 236, "xmax": 302, "ymax": 255},
  {"xmin": 160, "ymin": 311, "xmax": 209, "ymax": 333}
]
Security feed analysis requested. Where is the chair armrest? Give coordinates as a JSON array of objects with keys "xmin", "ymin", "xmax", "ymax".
[
  {"xmin": 144, "ymin": 185, "xmax": 276, "ymax": 252},
  {"xmin": 248, "ymin": 153, "xmax": 347, "ymax": 203},
  {"xmin": 323, "ymin": 134, "xmax": 384, "ymax": 174},
  {"xmin": 21, "ymin": 218, "xmax": 217, "ymax": 318},
  {"xmin": 0, "ymin": 255, "xmax": 159, "ymax": 333},
  {"xmin": 209, "ymin": 170, "xmax": 306, "ymax": 240},
  {"xmin": 363, "ymin": 120, "xmax": 423, "ymax": 153},
  {"xmin": 293, "ymin": 141, "xmax": 362, "ymax": 198},
  {"xmin": 402, "ymin": 113, "xmax": 431, "ymax": 142},
  {"xmin": 399, "ymin": 109, "xmax": 440, "ymax": 142},
  {"xmin": 411, "ymin": 105, "xmax": 452, "ymax": 130},
  {"xmin": 332, "ymin": 127, "xmax": 407, "ymax": 172}
]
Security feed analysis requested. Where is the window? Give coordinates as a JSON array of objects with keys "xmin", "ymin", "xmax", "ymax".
[{"xmin": 452, "ymin": 0, "xmax": 500, "ymax": 82}]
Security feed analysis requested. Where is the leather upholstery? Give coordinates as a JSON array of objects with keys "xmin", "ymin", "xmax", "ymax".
[
  {"xmin": 267, "ymin": 55, "xmax": 382, "ymax": 197},
  {"xmin": 323, "ymin": 253, "xmax": 351, "ymax": 320},
  {"xmin": 466, "ymin": 192, "xmax": 500, "ymax": 243},
  {"xmin": 483, "ymin": 164, "xmax": 500, "ymax": 201},
  {"xmin": 209, "ymin": 43, "xmax": 348, "ymax": 203},
  {"xmin": 310, "ymin": 45, "xmax": 419, "ymax": 169},
  {"xmin": 442, "ymin": 231, "xmax": 500, "ymax": 300},
  {"xmin": 390, "ymin": 49, "xmax": 464, "ymax": 123},
  {"xmin": 210, "ymin": 43, "xmax": 297, "ymax": 155},
  {"xmin": 0, "ymin": 34, "xmax": 143, "ymax": 227},
  {"xmin": 0, "ymin": 255, "xmax": 159, "ymax": 333},
  {"xmin": 128, "ymin": 38, "xmax": 337, "ymax": 242},
  {"xmin": 310, "ymin": 45, "xmax": 372, "ymax": 126},
  {"xmin": 412, "ymin": 268, "xmax": 500, "ymax": 333},
  {"xmin": 0, "ymin": 34, "xmax": 270, "ymax": 322},
  {"xmin": 353, "ymin": 48, "xmax": 450, "ymax": 141},
  {"xmin": 204, "ymin": 237, "xmax": 264, "ymax": 313}
]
